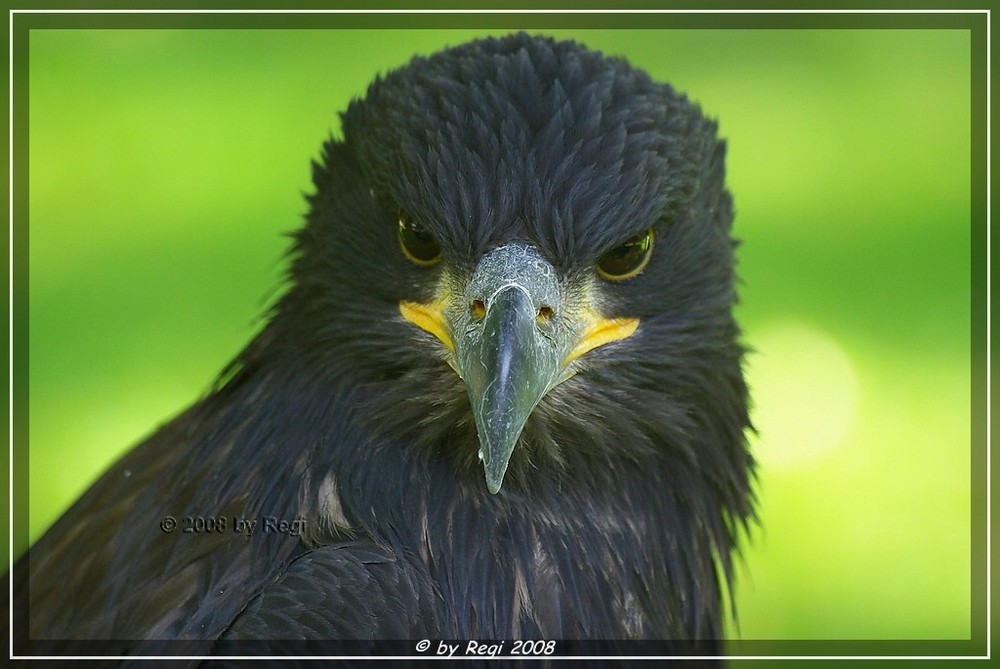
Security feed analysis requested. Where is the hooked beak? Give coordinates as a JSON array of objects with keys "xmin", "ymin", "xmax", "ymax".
[
  {"xmin": 400, "ymin": 243, "xmax": 638, "ymax": 493},
  {"xmin": 463, "ymin": 283, "xmax": 553, "ymax": 493}
]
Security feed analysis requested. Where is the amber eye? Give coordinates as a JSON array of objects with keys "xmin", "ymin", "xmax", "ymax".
[
  {"xmin": 596, "ymin": 228, "xmax": 654, "ymax": 281},
  {"xmin": 397, "ymin": 210, "xmax": 442, "ymax": 266}
]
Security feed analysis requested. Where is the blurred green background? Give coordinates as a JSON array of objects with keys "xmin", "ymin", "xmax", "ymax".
[{"xmin": 23, "ymin": 27, "xmax": 972, "ymax": 643}]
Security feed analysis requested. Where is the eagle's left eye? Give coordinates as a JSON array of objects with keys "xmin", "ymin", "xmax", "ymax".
[
  {"xmin": 398, "ymin": 210, "xmax": 442, "ymax": 266},
  {"xmin": 596, "ymin": 228, "xmax": 654, "ymax": 281}
]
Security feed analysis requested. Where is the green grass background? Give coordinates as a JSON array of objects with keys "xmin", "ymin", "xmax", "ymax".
[{"xmin": 23, "ymin": 26, "xmax": 973, "ymax": 643}]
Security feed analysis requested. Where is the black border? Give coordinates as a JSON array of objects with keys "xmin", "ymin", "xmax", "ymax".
[{"xmin": 5, "ymin": 5, "xmax": 990, "ymax": 664}]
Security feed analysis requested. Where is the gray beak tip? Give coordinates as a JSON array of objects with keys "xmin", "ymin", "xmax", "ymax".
[{"xmin": 455, "ymin": 244, "xmax": 564, "ymax": 495}]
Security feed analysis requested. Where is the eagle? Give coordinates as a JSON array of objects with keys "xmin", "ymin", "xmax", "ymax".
[{"xmin": 14, "ymin": 32, "xmax": 755, "ymax": 660}]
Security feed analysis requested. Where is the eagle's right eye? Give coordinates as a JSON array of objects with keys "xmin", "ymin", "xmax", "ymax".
[{"xmin": 398, "ymin": 210, "xmax": 442, "ymax": 266}]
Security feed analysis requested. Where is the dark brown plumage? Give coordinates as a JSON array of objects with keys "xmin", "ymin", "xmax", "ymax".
[{"xmin": 13, "ymin": 33, "xmax": 754, "ymax": 662}]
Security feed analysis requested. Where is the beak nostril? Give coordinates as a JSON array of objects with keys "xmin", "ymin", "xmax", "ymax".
[
  {"xmin": 470, "ymin": 299, "xmax": 486, "ymax": 320},
  {"xmin": 536, "ymin": 305, "xmax": 554, "ymax": 322}
]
